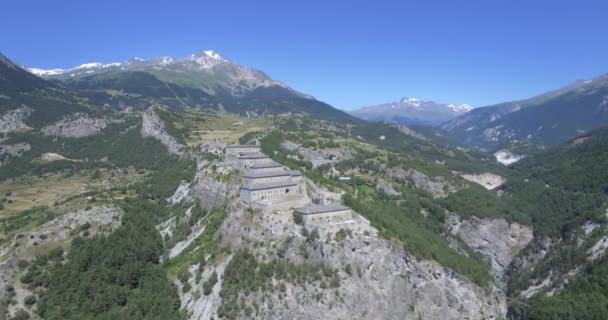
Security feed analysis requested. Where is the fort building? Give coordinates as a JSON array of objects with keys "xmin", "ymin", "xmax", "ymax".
[
  {"xmin": 243, "ymin": 169, "xmax": 302, "ymax": 185},
  {"xmin": 248, "ymin": 162, "xmax": 285, "ymax": 174},
  {"xmin": 295, "ymin": 204, "xmax": 352, "ymax": 225},
  {"xmin": 239, "ymin": 153, "xmax": 274, "ymax": 168},
  {"xmin": 225, "ymin": 145, "xmax": 261, "ymax": 157},
  {"xmin": 240, "ymin": 181, "xmax": 302, "ymax": 202}
]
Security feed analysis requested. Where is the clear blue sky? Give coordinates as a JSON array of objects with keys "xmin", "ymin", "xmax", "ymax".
[{"xmin": 2, "ymin": 0, "xmax": 608, "ymax": 109}]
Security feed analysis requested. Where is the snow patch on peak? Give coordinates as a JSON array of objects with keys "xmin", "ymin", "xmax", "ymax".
[
  {"xmin": 400, "ymin": 97, "xmax": 421, "ymax": 107},
  {"xmin": 74, "ymin": 62, "xmax": 121, "ymax": 69},
  {"xmin": 27, "ymin": 67, "xmax": 65, "ymax": 76},
  {"xmin": 159, "ymin": 56, "xmax": 174, "ymax": 65},
  {"xmin": 75, "ymin": 62, "xmax": 102, "ymax": 69},
  {"xmin": 448, "ymin": 103, "xmax": 473, "ymax": 112},
  {"xmin": 189, "ymin": 50, "xmax": 227, "ymax": 69},
  {"xmin": 203, "ymin": 50, "xmax": 223, "ymax": 60}
]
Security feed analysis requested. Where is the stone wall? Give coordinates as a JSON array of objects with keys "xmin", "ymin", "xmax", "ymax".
[
  {"xmin": 243, "ymin": 174, "xmax": 292, "ymax": 185},
  {"xmin": 302, "ymin": 208, "xmax": 352, "ymax": 225},
  {"xmin": 240, "ymin": 157, "xmax": 273, "ymax": 168},
  {"xmin": 225, "ymin": 146, "xmax": 260, "ymax": 156}
]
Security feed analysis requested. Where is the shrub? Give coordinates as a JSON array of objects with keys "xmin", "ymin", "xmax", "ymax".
[
  {"xmin": 23, "ymin": 295, "xmax": 37, "ymax": 306},
  {"xmin": 12, "ymin": 309, "xmax": 30, "ymax": 320}
]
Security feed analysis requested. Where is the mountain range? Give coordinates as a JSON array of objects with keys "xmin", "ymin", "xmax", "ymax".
[
  {"xmin": 442, "ymin": 74, "xmax": 608, "ymax": 148},
  {"xmin": 350, "ymin": 97, "xmax": 472, "ymax": 126},
  {"xmin": 22, "ymin": 50, "xmax": 355, "ymax": 122}
]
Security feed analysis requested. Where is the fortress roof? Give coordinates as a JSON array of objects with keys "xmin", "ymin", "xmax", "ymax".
[
  {"xmin": 244, "ymin": 170, "xmax": 292, "ymax": 179},
  {"xmin": 238, "ymin": 153, "xmax": 270, "ymax": 159},
  {"xmin": 296, "ymin": 204, "xmax": 350, "ymax": 215},
  {"xmin": 241, "ymin": 181, "xmax": 297, "ymax": 191},
  {"xmin": 250, "ymin": 162, "xmax": 283, "ymax": 169},
  {"xmin": 226, "ymin": 144, "xmax": 260, "ymax": 149}
]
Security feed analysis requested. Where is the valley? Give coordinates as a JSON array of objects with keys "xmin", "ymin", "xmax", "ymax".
[{"xmin": 0, "ymin": 46, "xmax": 607, "ymax": 320}]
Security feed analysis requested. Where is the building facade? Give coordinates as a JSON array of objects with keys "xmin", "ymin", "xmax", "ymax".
[
  {"xmin": 225, "ymin": 145, "xmax": 261, "ymax": 157},
  {"xmin": 240, "ymin": 181, "xmax": 301, "ymax": 202},
  {"xmin": 249, "ymin": 162, "xmax": 285, "ymax": 174},
  {"xmin": 239, "ymin": 153, "xmax": 274, "ymax": 168},
  {"xmin": 296, "ymin": 204, "xmax": 352, "ymax": 225}
]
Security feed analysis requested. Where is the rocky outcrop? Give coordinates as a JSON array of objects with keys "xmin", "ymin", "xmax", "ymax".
[
  {"xmin": 37, "ymin": 152, "xmax": 82, "ymax": 163},
  {"xmin": 191, "ymin": 160, "xmax": 241, "ymax": 211},
  {"xmin": 447, "ymin": 214, "xmax": 533, "ymax": 283},
  {"xmin": 0, "ymin": 106, "xmax": 32, "ymax": 133},
  {"xmin": 167, "ymin": 181, "xmax": 191, "ymax": 205},
  {"xmin": 0, "ymin": 142, "xmax": 30, "ymax": 160},
  {"xmin": 191, "ymin": 204, "xmax": 508, "ymax": 320},
  {"xmin": 281, "ymin": 140, "xmax": 354, "ymax": 168},
  {"xmin": 306, "ymin": 179, "xmax": 343, "ymax": 204},
  {"xmin": 41, "ymin": 114, "xmax": 115, "ymax": 138},
  {"xmin": 141, "ymin": 107, "xmax": 189, "ymax": 157},
  {"xmin": 385, "ymin": 167, "xmax": 458, "ymax": 198},
  {"xmin": 494, "ymin": 150, "xmax": 524, "ymax": 166},
  {"xmin": 375, "ymin": 178, "xmax": 400, "ymax": 196},
  {"xmin": 461, "ymin": 173, "xmax": 506, "ymax": 190},
  {"xmin": 199, "ymin": 140, "xmax": 226, "ymax": 155},
  {"xmin": 588, "ymin": 235, "xmax": 608, "ymax": 261}
]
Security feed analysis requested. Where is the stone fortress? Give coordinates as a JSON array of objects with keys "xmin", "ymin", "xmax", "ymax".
[{"xmin": 224, "ymin": 144, "xmax": 354, "ymax": 226}]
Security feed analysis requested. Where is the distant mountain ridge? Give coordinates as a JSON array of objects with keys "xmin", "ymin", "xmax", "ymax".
[
  {"xmin": 0, "ymin": 53, "xmax": 90, "ymax": 127},
  {"xmin": 350, "ymin": 97, "xmax": 472, "ymax": 126},
  {"xmin": 26, "ymin": 50, "xmax": 306, "ymax": 98},
  {"xmin": 441, "ymin": 73, "xmax": 608, "ymax": 148},
  {"xmin": 21, "ymin": 50, "xmax": 355, "ymax": 122}
]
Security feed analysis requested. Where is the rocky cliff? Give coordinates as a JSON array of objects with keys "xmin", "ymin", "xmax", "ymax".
[
  {"xmin": 176, "ymin": 182, "xmax": 508, "ymax": 320},
  {"xmin": 0, "ymin": 106, "xmax": 32, "ymax": 133},
  {"xmin": 41, "ymin": 114, "xmax": 116, "ymax": 138},
  {"xmin": 141, "ymin": 107, "xmax": 189, "ymax": 157},
  {"xmin": 447, "ymin": 214, "xmax": 533, "ymax": 285}
]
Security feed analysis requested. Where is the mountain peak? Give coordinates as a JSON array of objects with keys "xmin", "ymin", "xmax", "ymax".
[
  {"xmin": 203, "ymin": 50, "xmax": 223, "ymax": 60},
  {"xmin": 447, "ymin": 103, "xmax": 473, "ymax": 112},
  {"xmin": 351, "ymin": 97, "xmax": 473, "ymax": 126},
  {"xmin": 188, "ymin": 50, "xmax": 227, "ymax": 68}
]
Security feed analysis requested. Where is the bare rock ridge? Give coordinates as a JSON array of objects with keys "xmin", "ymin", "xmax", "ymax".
[
  {"xmin": 141, "ymin": 107, "xmax": 189, "ymax": 157},
  {"xmin": 385, "ymin": 167, "xmax": 459, "ymax": 198},
  {"xmin": 0, "ymin": 106, "xmax": 32, "ymax": 133},
  {"xmin": 41, "ymin": 114, "xmax": 116, "ymax": 138},
  {"xmin": 191, "ymin": 160, "xmax": 241, "ymax": 211},
  {"xmin": 201, "ymin": 199, "xmax": 508, "ymax": 319},
  {"xmin": 460, "ymin": 173, "xmax": 506, "ymax": 190}
]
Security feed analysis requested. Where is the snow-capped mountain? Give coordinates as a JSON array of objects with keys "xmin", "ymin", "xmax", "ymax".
[
  {"xmin": 27, "ymin": 62, "xmax": 122, "ymax": 76},
  {"xmin": 26, "ymin": 51, "xmax": 227, "ymax": 77},
  {"xmin": 25, "ymin": 50, "xmax": 296, "ymax": 97},
  {"xmin": 19, "ymin": 50, "xmax": 354, "ymax": 121},
  {"xmin": 350, "ymin": 97, "xmax": 473, "ymax": 126}
]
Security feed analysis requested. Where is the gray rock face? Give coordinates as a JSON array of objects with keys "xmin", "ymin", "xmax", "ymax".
[
  {"xmin": 375, "ymin": 178, "xmax": 400, "ymax": 196},
  {"xmin": 0, "ymin": 142, "xmax": 30, "ymax": 160},
  {"xmin": 447, "ymin": 214, "xmax": 533, "ymax": 283},
  {"xmin": 385, "ymin": 167, "xmax": 457, "ymax": 198},
  {"xmin": 280, "ymin": 140, "xmax": 353, "ymax": 168},
  {"xmin": 191, "ymin": 160, "xmax": 241, "ymax": 211},
  {"xmin": 201, "ymin": 204, "xmax": 507, "ymax": 320},
  {"xmin": 0, "ymin": 106, "xmax": 32, "ymax": 133},
  {"xmin": 141, "ymin": 107, "xmax": 189, "ymax": 156},
  {"xmin": 41, "ymin": 114, "xmax": 114, "ymax": 138}
]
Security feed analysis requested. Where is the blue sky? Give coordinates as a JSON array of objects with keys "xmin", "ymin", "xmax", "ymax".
[{"xmin": 2, "ymin": 0, "xmax": 608, "ymax": 109}]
